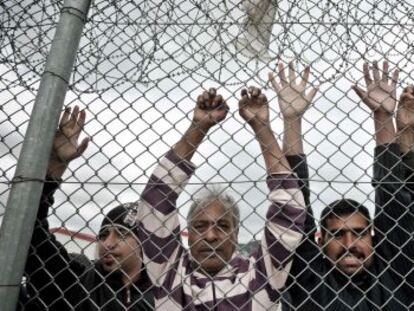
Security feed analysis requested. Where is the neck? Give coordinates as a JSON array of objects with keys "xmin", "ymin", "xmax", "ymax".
[
  {"xmin": 332, "ymin": 266, "xmax": 370, "ymax": 289},
  {"xmin": 121, "ymin": 267, "xmax": 141, "ymax": 285}
]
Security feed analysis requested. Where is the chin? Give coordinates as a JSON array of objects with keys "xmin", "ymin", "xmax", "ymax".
[
  {"xmin": 102, "ymin": 263, "xmax": 120, "ymax": 273},
  {"xmin": 201, "ymin": 261, "xmax": 225, "ymax": 275},
  {"xmin": 339, "ymin": 265, "xmax": 364, "ymax": 276}
]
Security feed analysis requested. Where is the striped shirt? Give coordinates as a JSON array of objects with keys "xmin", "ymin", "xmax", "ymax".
[{"xmin": 138, "ymin": 150, "xmax": 306, "ymax": 310}]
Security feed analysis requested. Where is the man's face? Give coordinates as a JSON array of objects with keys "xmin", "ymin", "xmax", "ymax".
[
  {"xmin": 188, "ymin": 200, "xmax": 237, "ymax": 276},
  {"xmin": 97, "ymin": 226, "xmax": 142, "ymax": 276},
  {"xmin": 321, "ymin": 212, "xmax": 373, "ymax": 276}
]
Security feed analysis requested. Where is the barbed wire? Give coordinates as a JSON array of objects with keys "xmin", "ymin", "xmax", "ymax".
[{"xmin": 2, "ymin": 0, "xmax": 414, "ymax": 93}]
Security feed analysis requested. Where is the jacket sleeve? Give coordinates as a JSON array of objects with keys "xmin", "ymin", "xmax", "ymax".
[
  {"xmin": 373, "ymin": 143, "xmax": 414, "ymax": 284},
  {"xmin": 284, "ymin": 155, "xmax": 320, "ymax": 290},
  {"xmin": 252, "ymin": 171, "xmax": 306, "ymax": 292},
  {"xmin": 24, "ymin": 178, "xmax": 86, "ymax": 310},
  {"xmin": 138, "ymin": 149, "xmax": 195, "ymax": 286}
]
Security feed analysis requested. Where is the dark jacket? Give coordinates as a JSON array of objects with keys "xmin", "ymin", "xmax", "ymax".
[
  {"xmin": 23, "ymin": 179, "xmax": 154, "ymax": 311},
  {"xmin": 284, "ymin": 145, "xmax": 414, "ymax": 310}
]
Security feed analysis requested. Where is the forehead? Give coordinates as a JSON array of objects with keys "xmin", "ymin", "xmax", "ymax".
[
  {"xmin": 100, "ymin": 225, "xmax": 130, "ymax": 234},
  {"xmin": 325, "ymin": 212, "xmax": 370, "ymax": 230},
  {"xmin": 191, "ymin": 200, "xmax": 233, "ymax": 223}
]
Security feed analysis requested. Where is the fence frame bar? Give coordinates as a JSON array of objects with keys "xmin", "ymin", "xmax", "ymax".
[{"xmin": 0, "ymin": 1, "xmax": 91, "ymax": 309}]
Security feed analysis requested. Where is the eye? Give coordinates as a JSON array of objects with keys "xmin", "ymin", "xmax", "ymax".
[
  {"xmin": 116, "ymin": 227, "xmax": 131, "ymax": 240},
  {"xmin": 327, "ymin": 230, "xmax": 343, "ymax": 239},
  {"xmin": 192, "ymin": 223, "xmax": 207, "ymax": 233},
  {"xmin": 334, "ymin": 230, "xmax": 345, "ymax": 238},
  {"xmin": 353, "ymin": 227, "xmax": 370, "ymax": 237},
  {"xmin": 219, "ymin": 223, "xmax": 230, "ymax": 230},
  {"xmin": 98, "ymin": 229, "xmax": 109, "ymax": 240}
]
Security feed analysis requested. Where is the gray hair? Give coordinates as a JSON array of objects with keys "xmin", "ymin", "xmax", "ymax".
[{"xmin": 187, "ymin": 187, "xmax": 240, "ymax": 230}]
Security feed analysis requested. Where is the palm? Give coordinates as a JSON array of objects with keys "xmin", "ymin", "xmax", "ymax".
[
  {"xmin": 269, "ymin": 62, "xmax": 317, "ymax": 120},
  {"xmin": 364, "ymin": 82, "xmax": 396, "ymax": 113},
  {"xmin": 51, "ymin": 106, "xmax": 88, "ymax": 163},
  {"xmin": 353, "ymin": 61, "xmax": 398, "ymax": 114},
  {"xmin": 278, "ymin": 85, "xmax": 310, "ymax": 119},
  {"xmin": 53, "ymin": 128, "xmax": 82, "ymax": 162}
]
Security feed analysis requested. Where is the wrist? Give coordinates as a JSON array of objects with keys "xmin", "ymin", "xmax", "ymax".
[
  {"xmin": 252, "ymin": 124, "xmax": 273, "ymax": 140},
  {"xmin": 47, "ymin": 160, "xmax": 67, "ymax": 179},
  {"xmin": 373, "ymin": 110, "xmax": 393, "ymax": 123},
  {"xmin": 249, "ymin": 119, "xmax": 270, "ymax": 132},
  {"xmin": 396, "ymin": 114, "xmax": 411, "ymax": 132},
  {"xmin": 399, "ymin": 129, "xmax": 414, "ymax": 153},
  {"xmin": 283, "ymin": 117, "xmax": 302, "ymax": 128},
  {"xmin": 189, "ymin": 121, "xmax": 211, "ymax": 135}
]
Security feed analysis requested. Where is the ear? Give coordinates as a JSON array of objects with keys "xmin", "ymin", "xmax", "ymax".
[
  {"xmin": 233, "ymin": 226, "xmax": 239, "ymax": 239},
  {"xmin": 318, "ymin": 233, "xmax": 324, "ymax": 248}
]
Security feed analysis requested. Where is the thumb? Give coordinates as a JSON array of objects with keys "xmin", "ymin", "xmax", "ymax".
[
  {"xmin": 268, "ymin": 72, "xmax": 281, "ymax": 92},
  {"xmin": 352, "ymin": 85, "xmax": 366, "ymax": 99},
  {"xmin": 75, "ymin": 137, "xmax": 90, "ymax": 158},
  {"xmin": 306, "ymin": 85, "xmax": 319, "ymax": 103}
]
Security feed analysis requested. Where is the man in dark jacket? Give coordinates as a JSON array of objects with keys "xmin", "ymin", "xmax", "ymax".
[
  {"xmin": 23, "ymin": 106, "xmax": 154, "ymax": 310},
  {"xmin": 269, "ymin": 61, "xmax": 414, "ymax": 310}
]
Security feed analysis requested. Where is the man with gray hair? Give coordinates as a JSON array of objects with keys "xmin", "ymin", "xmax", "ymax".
[
  {"xmin": 187, "ymin": 187, "xmax": 240, "ymax": 231},
  {"xmin": 137, "ymin": 85, "xmax": 312, "ymax": 310}
]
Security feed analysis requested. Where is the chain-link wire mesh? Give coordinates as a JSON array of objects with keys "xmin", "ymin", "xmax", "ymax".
[{"xmin": 1, "ymin": 0, "xmax": 414, "ymax": 310}]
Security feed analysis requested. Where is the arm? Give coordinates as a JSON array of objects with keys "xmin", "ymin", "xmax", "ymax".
[
  {"xmin": 25, "ymin": 106, "xmax": 89, "ymax": 309},
  {"xmin": 389, "ymin": 85, "xmax": 414, "ymax": 279},
  {"xmin": 269, "ymin": 62, "xmax": 319, "ymax": 277},
  {"xmin": 238, "ymin": 86, "xmax": 306, "ymax": 291},
  {"xmin": 397, "ymin": 85, "xmax": 414, "ymax": 155},
  {"xmin": 353, "ymin": 61, "xmax": 414, "ymax": 275},
  {"xmin": 139, "ymin": 89, "xmax": 228, "ymax": 285}
]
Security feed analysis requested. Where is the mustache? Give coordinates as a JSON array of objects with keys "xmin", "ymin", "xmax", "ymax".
[
  {"xmin": 197, "ymin": 243, "xmax": 226, "ymax": 253},
  {"xmin": 199, "ymin": 246, "xmax": 223, "ymax": 252},
  {"xmin": 336, "ymin": 248, "xmax": 365, "ymax": 260}
]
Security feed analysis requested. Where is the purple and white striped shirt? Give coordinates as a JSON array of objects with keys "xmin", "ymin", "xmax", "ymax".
[{"xmin": 138, "ymin": 150, "xmax": 306, "ymax": 310}]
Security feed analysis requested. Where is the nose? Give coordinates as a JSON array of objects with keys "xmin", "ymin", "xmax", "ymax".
[
  {"xmin": 342, "ymin": 231, "xmax": 357, "ymax": 248},
  {"xmin": 204, "ymin": 225, "xmax": 219, "ymax": 243},
  {"xmin": 102, "ymin": 231, "xmax": 118, "ymax": 250}
]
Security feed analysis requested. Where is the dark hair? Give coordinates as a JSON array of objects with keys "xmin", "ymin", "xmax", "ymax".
[{"xmin": 320, "ymin": 199, "xmax": 371, "ymax": 235}]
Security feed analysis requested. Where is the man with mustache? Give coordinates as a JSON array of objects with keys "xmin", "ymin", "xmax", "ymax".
[
  {"xmin": 137, "ymin": 86, "xmax": 309, "ymax": 310},
  {"xmin": 23, "ymin": 106, "xmax": 154, "ymax": 310},
  {"xmin": 272, "ymin": 61, "xmax": 414, "ymax": 310}
]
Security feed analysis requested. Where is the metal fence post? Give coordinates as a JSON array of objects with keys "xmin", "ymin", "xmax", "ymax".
[{"xmin": 0, "ymin": 1, "xmax": 91, "ymax": 310}]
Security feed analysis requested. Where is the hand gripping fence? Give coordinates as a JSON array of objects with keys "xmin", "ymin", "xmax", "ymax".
[{"xmin": 1, "ymin": 0, "xmax": 414, "ymax": 310}]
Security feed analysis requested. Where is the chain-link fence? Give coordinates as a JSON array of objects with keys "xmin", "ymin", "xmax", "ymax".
[{"xmin": 1, "ymin": 0, "xmax": 414, "ymax": 310}]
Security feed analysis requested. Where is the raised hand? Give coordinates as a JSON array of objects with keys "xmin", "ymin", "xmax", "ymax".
[
  {"xmin": 397, "ymin": 85, "xmax": 414, "ymax": 131},
  {"xmin": 193, "ymin": 88, "xmax": 228, "ymax": 130},
  {"xmin": 48, "ymin": 106, "xmax": 89, "ymax": 178},
  {"xmin": 269, "ymin": 62, "xmax": 318, "ymax": 121},
  {"xmin": 238, "ymin": 86, "xmax": 269, "ymax": 129},
  {"xmin": 352, "ymin": 60, "xmax": 399, "ymax": 114},
  {"xmin": 174, "ymin": 88, "xmax": 228, "ymax": 161}
]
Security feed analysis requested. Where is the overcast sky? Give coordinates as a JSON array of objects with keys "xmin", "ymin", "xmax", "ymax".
[{"xmin": 1, "ymin": 0, "xmax": 414, "ymax": 244}]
